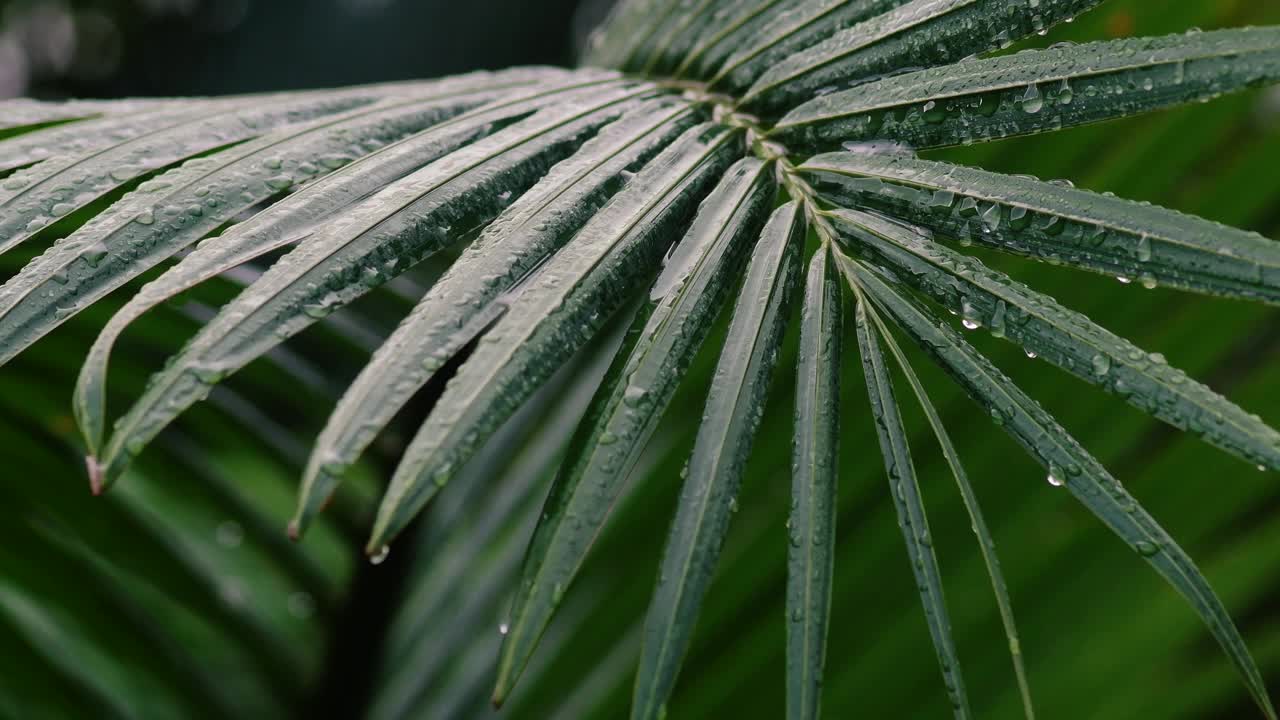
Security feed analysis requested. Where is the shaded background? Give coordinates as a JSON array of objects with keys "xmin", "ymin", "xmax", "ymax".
[
  {"xmin": 0, "ymin": 0, "xmax": 612, "ymax": 97},
  {"xmin": 0, "ymin": 1, "xmax": 1278, "ymax": 719}
]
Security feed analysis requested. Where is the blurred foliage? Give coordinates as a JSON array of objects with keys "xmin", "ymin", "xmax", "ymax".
[
  {"xmin": 0, "ymin": 0, "xmax": 588, "ymax": 98},
  {"xmin": 0, "ymin": 0, "xmax": 1278, "ymax": 719}
]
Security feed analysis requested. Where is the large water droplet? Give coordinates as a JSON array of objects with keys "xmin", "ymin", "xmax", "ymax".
[
  {"xmin": 1135, "ymin": 540, "xmax": 1160, "ymax": 557},
  {"xmin": 1091, "ymin": 354, "xmax": 1111, "ymax": 377},
  {"xmin": 370, "ymin": 545, "xmax": 391, "ymax": 565},
  {"xmin": 1047, "ymin": 464, "xmax": 1065, "ymax": 487},
  {"xmin": 1019, "ymin": 84, "xmax": 1044, "ymax": 114}
]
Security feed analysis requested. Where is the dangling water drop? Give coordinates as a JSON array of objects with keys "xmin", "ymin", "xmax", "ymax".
[
  {"xmin": 1019, "ymin": 84, "xmax": 1044, "ymax": 114},
  {"xmin": 370, "ymin": 545, "xmax": 390, "ymax": 565},
  {"xmin": 1047, "ymin": 464, "xmax": 1065, "ymax": 487}
]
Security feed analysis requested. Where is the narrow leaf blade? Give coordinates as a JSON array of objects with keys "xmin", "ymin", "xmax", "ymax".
[
  {"xmin": 857, "ymin": 290, "xmax": 1035, "ymax": 720},
  {"xmin": 786, "ymin": 246, "xmax": 842, "ymax": 720},
  {"xmin": 842, "ymin": 256, "xmax": 1277, "ymax": 720},
  {"xmin": 740, "ymin": 0, "xmax": 1104, "ymax": 117},
  {"xmin": 492, "ymin": 155, "xmax": 777, "ymax": 703},
  {"xmin": 366, "ymin": 123, "xmax": 746, "ymax": 553},
  {"xmin": 631, "ymin": 200, "xmax": 803, "ymax": 720},
  {"xmin": 94, "ymin": 81, "xmax": 653, "ymax": 488},
  {"xmin": 774, "ymin": 27, "xmax": 1280, "ymax": 151},
  {"xmin": 826, "ymin": 206, "xmax": 1280, "ymax": 472},
  {"xmin": 852, "ymin": 294, "xmax": 972, "ymax": 720},
  {"xmin": 291, "ymin": 99, "xmax": 699, "ymax": 536},
  {"xmin": 801, "ymin": 152, "xmax": 1280, "ymax": 304}
]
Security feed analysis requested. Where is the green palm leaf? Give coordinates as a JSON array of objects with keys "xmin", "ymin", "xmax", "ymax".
[
  {"xmin": 786, "ymin": 246, "xmax": 842, "ymax": 720},
  {"xmin": 740, "ymin": 0, "xmax": 1105, "ymax": 116},
  {"xmin": 293, "ymin": 99, "xmax": 698, "ymax": 538},
  {"xmin": 493, "ymin": 155, "xmax": 776, "ymax": 704},
  {"xmin": 1, "ymin": 1, "xmax": 1278, "ymax": 718},
  {"xmin": 824, "ymin": 206, "xmax": 1280, "ymax": 471},
  {"xmin": 367, "ymin": 123, "xmax": 744, "ymax": 552},
  {"xmin": 800, "ymin": 152, "xmax": 1280, "ymax": 303},
  {"xmin": 774, "ymin": 27, "xmax": 1280, "ymax": 151},
  {"xmin": 633, "ymin": 200, "xmax": 803, "ymax": 720},
  {"xmin": 851, "ymin": 288, "xmax": 972, "ymax": 719},
  {"xmin": 90, "ymin": 80, "xmax": 651, "ymax": 489},
  {"xmin": 841, "ymin": 255, "xmax": 1276, "ymax": 719}
]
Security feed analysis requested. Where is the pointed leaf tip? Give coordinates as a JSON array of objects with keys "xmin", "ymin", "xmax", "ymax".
[{"xmin": 85, "ymin": 456, "xmax": 104, "ymax": 496}]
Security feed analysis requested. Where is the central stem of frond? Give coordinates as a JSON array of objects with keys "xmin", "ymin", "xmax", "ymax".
[{"xmin": 661, "ymin": 81, "xmax": 837, "ymax": 245}]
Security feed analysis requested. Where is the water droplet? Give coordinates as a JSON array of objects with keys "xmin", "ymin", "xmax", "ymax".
[
  {"xmin": 1047, "ymin": 464, "xmax": 1065, "ymax": 487},
  {"xmin": 499, "ymin": 622, "xmax": 510, "ymax": 635},
  {"xmin": 81, "ymin": 242, "xmax": 110, "ymax": 268},
  {"xmin": 1135, "ymin": 540, "xmax": 1160, "ymax": 557},
  {"xmin": 961, "ymin": 318, "xmax": 981, "ymax": 331},
  {"xmin": 265, "ymin": 175, "xmax": 294, "ymax": 191},
  {"xmin": 1024, "ymin": 349, "xmax": 1038, "ymax": 359},
  {"xmin": 118, "ymin": 434, "xmax": 145, "ymax": 457},
  {"xmin": 1057, "ymin": 79, "xmax": 1073, "ymax": 105},
  {"xmin": 623, "ymin": 385, "xmax": 648, "ymax": 407},
  {"xmin": 1091, "ymin": 354, "xmax": 1111, "ymax": 377},
  {"xmin": 190, "ymin": 365, "xmax": 227, "ymax": 384},
  {"xmin": 921, "ymin": 100, "xmax": 947, "ymax": 124},
  {"xmin": 1136, "ymin": 235, "xmax": 1152, "ymax": 262},
  {"xmin": 370, "ymin": 545, "xmax": 390, "ymax": 565},
  {"xmin": 1019, "ymin": 84, "xmax": 1044, "ymax": 114}
]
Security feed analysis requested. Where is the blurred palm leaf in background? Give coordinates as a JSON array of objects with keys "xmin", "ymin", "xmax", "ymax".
[{"xmin": 0, "ymin": 1, "xmax": 1278, "ymax": 719}]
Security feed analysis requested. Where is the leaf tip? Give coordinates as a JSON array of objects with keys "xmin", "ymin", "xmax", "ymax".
[
  {"xmin": 85, "ymin": 455, "xmax": 104, "ymax": 496},
  {"xmin": 365, "ymin": 542, "xmax": 390, "ymax": 566}
]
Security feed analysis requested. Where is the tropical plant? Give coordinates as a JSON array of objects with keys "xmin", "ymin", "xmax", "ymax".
[{"xmin": 1, "ymin": 0, "xmax": 1278, "ymax": 718}]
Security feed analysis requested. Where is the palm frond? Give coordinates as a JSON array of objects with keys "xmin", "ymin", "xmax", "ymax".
[{"xmin": 2, "ymin": 1, "xmax": 1279, "ymax": 718}]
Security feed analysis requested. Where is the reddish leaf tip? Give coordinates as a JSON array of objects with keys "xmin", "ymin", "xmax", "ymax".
[{"xmin": 85, "ymin": 456, "xmax": 104, "ymax": 496}]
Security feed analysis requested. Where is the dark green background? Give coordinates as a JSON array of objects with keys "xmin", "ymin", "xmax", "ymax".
[{"xmin": 0, "ymin": 1, "xmax": 1276, "ymax": 718}]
